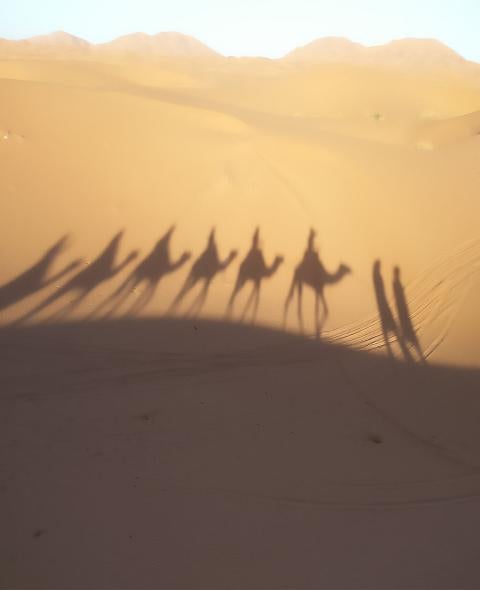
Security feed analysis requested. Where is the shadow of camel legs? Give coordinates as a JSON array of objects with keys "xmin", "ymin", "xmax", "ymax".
[
  {"xmin": 284, "ymin": 230, "xmax": 350, "ymax": 338},
  {"xmin": 91, "ymin": 227, "xmax": 191, "ymax": 319},
  {"xmin": 185, "ymin": 281, "xmax": 212, "ymax": 317},
  {"xmin": 227, "ymin": 228, "xmax": 283, "ymax": 323},
  {"xmin": 239, "ymin": 282, "xmax": 262, "ymax": 324},
  {"xmin": 171, "ymin": 228, "xmax": 237, "ymax": 317}
]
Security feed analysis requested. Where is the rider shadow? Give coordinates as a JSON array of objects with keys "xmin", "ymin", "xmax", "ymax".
[
  {"xmin": 227, "ymin": 227, "xmax": 284, "ymax": 324},
  {"xmin": 284, "ymin": 229, "xmax": 351, "ymax": 337},
  {"xmin": 0, "ymin": 235, "xmax": 81, "ymax": 314},
  {"xmin": 393, "ymin": 265, "xmax": 426, "ymax": 363},
  {"xmin": 169, "ymin": 228, "xmax": 237, "ymax": 317},
  {"xmin": 16, "ymin": 231, "xmax": 138, "ymax": 323},
  {"xmin": 92, "ymin": 225, "xmax": 191, "ymax": 318},
  {"xmin": 372, "ymin": 260, "xmax": 415, "ymax": 362}
]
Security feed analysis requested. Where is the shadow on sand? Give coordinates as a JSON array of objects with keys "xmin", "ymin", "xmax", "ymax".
[
  {"xmin": 15, "ymin": 231, "xmax": 138, "ymax": 324},
  {"xmin": 91, "ymin": 226, "xmax": 190, "ymax": 318},
  {"xmin": 170, "ymin": 227, "xmax": 237, "ymax": 316},
  {"xmin": 1, "ymin": 316, "xmax": 479, "ymax": 587},
  {"xmin": 284, "ymin": 229, "xmax": 351, "ymax": 337},
  {"xmin": 227, "ymin": 228, "xmax": 284, "ymax": 323},
  {"xmin": 373, "ymin": 260, "xmax": 425, "ymax": 363},
  {"xmin": 0, "ymin": 235, "xmax": 81, "ymax": 313},
  {"xmin": 4, "ymin": 230, "xmax": 426, "ymax": 370}
]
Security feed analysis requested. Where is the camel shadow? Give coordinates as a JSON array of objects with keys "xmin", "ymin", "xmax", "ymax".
[
  {"xmin": 0, "ymin": 235, "xmax": 81, "ymax": 314},
  {"xmin": 227, "ymin": 228, "xmax": 284, "ymax": 324},
  {"xmin": 284, "ymin": 229, "xmax": 351, "ymax": 337},
  {"xmin": 92, "ymin": 226, "xmax": 190, "ymax": 318},
  {"xmin": 170, "ymin": 228, "xmax": 237, "ymax": 317},
  {"xmin": 16, "ymin": 231, "xmax": 138, "ymax": 323}
]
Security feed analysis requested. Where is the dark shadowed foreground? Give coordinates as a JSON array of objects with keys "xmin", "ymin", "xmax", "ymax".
[{"xmin": 1, "ymin": 318, "xmax": 480, "ymax": 589}]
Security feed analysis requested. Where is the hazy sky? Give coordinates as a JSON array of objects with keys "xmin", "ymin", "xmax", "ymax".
[{"xmin": 1, "ymin": 0, "xmax": 479, "ymax": 60}]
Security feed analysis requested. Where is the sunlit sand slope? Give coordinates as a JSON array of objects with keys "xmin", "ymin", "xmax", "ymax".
[{"xmin": 0, "ymin": 54, "xmax": 479, "ymax": 365}]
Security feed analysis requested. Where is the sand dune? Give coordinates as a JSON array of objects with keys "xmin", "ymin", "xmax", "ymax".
[
  {"xmin": 416, "ymin": 109, "xmax": 480, "ymax": 148},
  {"xmin": 1, "ymin": 31, "xmax": 479, "ymax": 70},
  {"xmin": 96, "ymin": 32, "xmax": 220, "ymax": 59},
  {"xmin": 285, "ymin": 37, "xmax": 470, "ymax": 69},
  {"xmin": 0, "ymin": 31, "xmax": 220, "ymax": 61},
  {"xmin": 0, "ymin": 53, "xmax": 479, "ymax": 364},
  {"xmin": 0, "ymin": 31, "xmax": 91, "ymax": 58},
  {"xmin": 1, "ymin": 41, "xmax": 480, "ymax": 588}
]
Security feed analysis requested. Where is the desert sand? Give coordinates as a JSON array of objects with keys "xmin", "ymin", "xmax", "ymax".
[{"xmin": 1, "ymin": 33, "xmax": 480, "ymax": 588}]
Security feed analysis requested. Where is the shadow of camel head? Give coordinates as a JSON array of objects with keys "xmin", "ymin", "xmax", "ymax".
[
  {"xmin": 178, "ymin": 251, "xmax": 192, "ymax": 265},
  {"xmin": 125, "ymin": 250, "xmax": 140, "ymax": 265},
  {"xmin": 338, "ymin": 263, "xmax": 352, "ymax": 277},
  {"xmin": 47, "ymin": 234, "xmax": 70, "ymax": 257}
]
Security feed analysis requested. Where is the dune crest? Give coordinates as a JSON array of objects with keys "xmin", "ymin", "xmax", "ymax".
[
  {"xmin": 0, "ymin": 32, "xmax": 478, "ymax": 69},
  {"xmin": 284, "ymin": 36, "xmax": 472, "ymax": 69},
  {"xmin": 96, "ymin": 31, "xmax": 221, "ymax": 59}
]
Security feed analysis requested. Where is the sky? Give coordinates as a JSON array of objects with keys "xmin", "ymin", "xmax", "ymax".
[{"xmin": 0, "ymin": 0, "xmax": 479, "ymax": 61}]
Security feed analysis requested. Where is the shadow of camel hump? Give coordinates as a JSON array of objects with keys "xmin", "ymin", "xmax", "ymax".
[
  {"xmin": 92, "ymin": 225, "xmax": 191, "ymax": 318},
  {"xmin": 0, "ymin": 235, "xmax": 81, "ymax": 313},
  {"xmin": 170, "ymin": 227, "xmax": 237, "ymax": 316},
  {"xmin": 227, "ymin": 227, "xmax": 284, "ymax": 323},
  {"xmin": 393, "ymin": 265, "xmax": 425, "ymax": 362},
  {"xmin": 16, "ymin": 231, "xmax": 138, "ymax": 323},
  {"xmin": 284, "ymin": 229, "xmax": 351, "ymax": 337}
]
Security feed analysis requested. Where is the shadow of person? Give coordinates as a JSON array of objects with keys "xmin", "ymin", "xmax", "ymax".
[
  {"xmin": 0, "ymin": 235, "xmax": 81, "ymax": 313},
  {"xmin": 393, "ymin": 266, "xmax": 426, "ymax": 363},
  {"xmin": 16, "ymin": 231, "xmax": 138, "ymax": 323},
  {"xmin": 284, "ymin": 229, "xmax": 351, "ymax": 337},
  {"xmin": 227, "ymin": 227, "xmax": 283, "ymax": 324},
  {"xmin": 92, "ymin": 226, "xmax": 190, "ymax": 318},
  {"xmin": 170, "ymin": 228, "xmax": 237, "ymax": 317},
  {"xmin": 372, "ymin": 260, "xmax": 412, "ymax": 361}
]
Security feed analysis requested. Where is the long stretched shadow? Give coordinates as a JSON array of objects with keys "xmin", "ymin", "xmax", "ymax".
[
  {"xmin": 227, "ymin": 228, "xmax": 283, "ymax": 323},
  {"xmin": 393, "ymin": 266, "xmax": 426, "ymax": 363},
  {"xmin": 92, "ymin": 226, "xmax": 190, "ymax": 318},
  {"xmin": 16, "ymin": 231, "xmax": 137, "ymax": 323},
  {"xmin": 372, "ymin": 260, "xmax": 412, "ymax": 361},
  {"xmin": 284, "ymin": 229, "xmax": 351, "ymax": 337},
  {"xmin": 170, "ymin": 228, "xmax": 237, "ymax": 316},
  {"xmin": 0, "ymin": 235, "xmax": 81, "ymax": 313}
]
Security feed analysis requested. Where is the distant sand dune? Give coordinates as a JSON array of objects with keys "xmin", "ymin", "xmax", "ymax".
[{"xmin": 416, "ymin": 110, "xmax": 480, "ymax": 148}]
